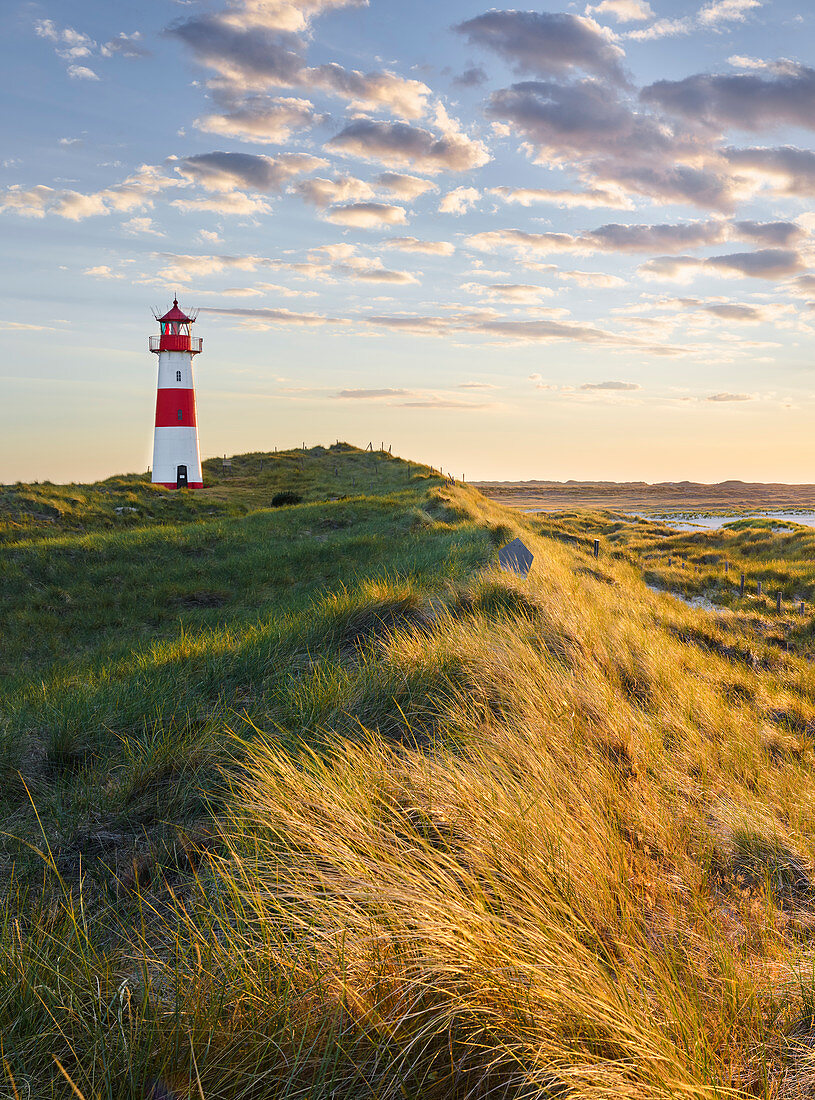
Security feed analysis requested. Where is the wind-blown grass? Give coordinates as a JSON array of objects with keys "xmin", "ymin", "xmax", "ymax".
[{"xmin": 4, "ymin": 448, "xmax": 815, "ymax": 1097}]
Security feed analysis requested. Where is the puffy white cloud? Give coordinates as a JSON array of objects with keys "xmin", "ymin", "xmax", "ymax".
[
  {"xmin": 67, "ymin": 65, "xmax": 100, "ymax": 80},
  {"xmin": 84, "ymin": 265, "xmax": 122, "ymax": 278},
  {"xmin": 173, "ymin": 150, "xmax": 325, "ymax": 192},
  {"xmin": 170, "ymin": 190, "xmax": 272, "ymax": 215},
  {"xmin": 462, "ymin": 282, "xmax": 555, "ymax": 303},
  {"xmin": 707, "ymin": 248, "xmax": 805, "ymax": 278},
  {"xmin": 327, "ymin": 110, "xmax": 490, "ymax": 174},
  {"xmin": 375, "ymin": 173, "xmax": 436, "ymax": 199},
  {"xmin": 169, "ymin": 4, "xmax": 430, "ymax": 118},
  {"xmin": 194, "ymin": 95, "xmax": 319, "ymax": 143},
  {"xmin": 698, "ymin": 0, "xmax": 761, "ymax": 27},
  {"xmin": 491, "ymin": 184, "xmax": 634, "ymax": 209},
  {"xmin": 323, "ymin": 202, "xmax": 407, "ymax": 227},
  {"xmin": 0, "ymin": 164, "xmax": 177, "ymax": 220},
  {"xmin": 100, "ymin": 32, "xmax": 149, "ymax": 58},
  {"xmin": 383, "ymin": 237, "xmax": 455, "ymax": 255},
  {"xmin": 585, "ymin": 0, "xmax": 654, "ymax": 22},
  {"xmin": 725, "ymin": 145, "xmax": 815, "ymax": 197},
  {"xmin": 640, "ymin": 248, "xmax": 805, "ymax": 281},
  {"xmin": 455, "ymin": 11, "xmax": 628, "ymax": 85},
  {"xmin": 122, "ymin": 216, "xmax": 165, "ymax": 236},
  {"xmin": 707, "ymin": 391, "xmax": 753, "ymax": 400},
  {"xmin": 292, "ymin": 175, "xmax": 375, "ymax": 207},
  {"xmin": 439, "ymin": 186, "xmax": 480, "ymax": 215},
  {"xmin": 642, "ymin": 62, "xmax": 815, "ymax": 133},
  {"xmin": 154, "ymin": 252, "xmax": 273, "ymax": 284}
]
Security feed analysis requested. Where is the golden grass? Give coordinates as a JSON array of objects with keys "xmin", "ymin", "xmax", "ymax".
[{"xmin": 6, "ymin": 477, "xmax": 815, "ymax": 1097}]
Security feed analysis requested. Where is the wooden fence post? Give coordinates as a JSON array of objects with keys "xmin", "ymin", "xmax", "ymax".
[
  {"xmin": 757, "ymin": 580, "xmax": 762, "ymax": 597},
  {"xmin": 740, "ymin": 573, "xmax": 745, "ymax": 596},
  {"xmin": 593, "ymin": 539, "xmax": 600, "ymax": 559},
  {"xmin": 776, "ymin": 592, "xmax": 782, "ymax": 613}
]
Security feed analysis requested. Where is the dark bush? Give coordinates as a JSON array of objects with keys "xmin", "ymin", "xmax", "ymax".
[{"xmin": 271, "ymin": 491, "xmax": 302, "ymax": 507}]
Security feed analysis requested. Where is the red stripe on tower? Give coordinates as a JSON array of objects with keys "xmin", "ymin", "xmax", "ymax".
[{"xmin": 154, "ymin": 388, "xmax": 197, "ymax": 427}]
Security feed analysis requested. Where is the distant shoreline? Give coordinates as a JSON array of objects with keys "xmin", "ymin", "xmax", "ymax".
[{"xmin": 474, "ymin": 480, "xmax": 815, "ymax": 512}]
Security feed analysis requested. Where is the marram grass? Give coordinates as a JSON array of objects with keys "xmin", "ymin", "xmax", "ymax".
[{"xmin": 4, "ymin": 447, "xmax": 815, "ymax": 1097}]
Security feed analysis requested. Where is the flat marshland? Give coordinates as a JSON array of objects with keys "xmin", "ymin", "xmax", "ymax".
[{"xmin": 6, "ymin": 446, "xmax": 815, "ymax": 1097}]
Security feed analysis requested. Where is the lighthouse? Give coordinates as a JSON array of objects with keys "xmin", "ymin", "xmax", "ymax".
[{"xmin": 149, "ymin": 298, "xmax": 203, "ymax": 488}]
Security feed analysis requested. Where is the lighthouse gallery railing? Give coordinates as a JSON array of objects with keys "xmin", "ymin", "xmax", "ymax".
[{"xmin": 149, "ymin": 336, "xmax": 203, "ymax": 353}]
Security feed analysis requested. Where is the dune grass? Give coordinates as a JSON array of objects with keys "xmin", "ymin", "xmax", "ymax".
[{"xmin": 5, "ymin": 450, "xmax": 815, "ymax": 1096}]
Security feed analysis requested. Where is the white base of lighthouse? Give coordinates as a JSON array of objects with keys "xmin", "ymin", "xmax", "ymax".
[
  {"xmin": 151, "ymin": 350, "xmax": 203, "ymax": 488},
  {"xmin": 152, "ymin": 426, "xmax": 203, "ymax": 488}
]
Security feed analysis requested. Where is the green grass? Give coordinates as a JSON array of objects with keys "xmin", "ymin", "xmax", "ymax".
[{"xmin": 7, "ymin": 448, "xmax": 815, "ymax": 1097}]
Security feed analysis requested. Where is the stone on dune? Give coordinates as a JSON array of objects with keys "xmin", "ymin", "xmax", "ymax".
[{"xmin": 498, "ymin": 538, "xmax": 534, "ymax": 577}]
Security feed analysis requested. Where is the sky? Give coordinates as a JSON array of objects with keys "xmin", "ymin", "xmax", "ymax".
[{"xmin": 3, "ymin": 0, "xmax": 815, "ymax": 483}]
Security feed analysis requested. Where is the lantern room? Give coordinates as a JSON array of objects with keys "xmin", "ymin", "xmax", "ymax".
[{"xmin": 149, "ymin": 298, "xmax": 203, "ymax": 354}]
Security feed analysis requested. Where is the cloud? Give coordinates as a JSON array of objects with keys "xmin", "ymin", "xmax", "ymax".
[
  {"xmin": 580, "ymin": 380, "xmax": 641, "ymax": 389},
  {"xmin": 642, "ymin": 63, "xmax": 815, "ymax": 133},
  {"xmin": 35, "ymin": 19, "xmax": 95, "ymax": 58},
  {"xmin": 67, "ymin": 65, "xmax": 100, "ymax": 80},
  {"xmin": 199, "ymin": 305, "xmax": 340, "ymax": 326},
  {"xmin": 455, "ymin": 11, "xmax": 627, "ymax": 85},
  {"xmin": 170, "ymin": 191, "xmax": 272, "ymax": 215},
  {"xmin": 323, "ymin": 202, "xmax": 407, "ymax": 227},
  {"xmin": 194, "ymin": 95, "xmax": 319, "ymax": 143},
  {"xmin": 122, "ymin": 216, "xmax": 165, "ymax": 236},
  {"xmin": 483, "ymin": 78, "xmax": 736, "ymax": 210},
  {"xmin": 639, "ymin": 248, "xmax": 805, "ymax": 281},
  {"xmin": 491, "ymin": 184, "xmax": 634, "ymax": 209},
  {"xmin": 100, "ymin": 31, "xmax": 149, "ymax": 58},
  {"xmin": 439, "ymin": 186, "xmax": 480, "ymax": 215},
  {"xmin": 84, "ymin": 264, "xmax": 121, "ymax": 278},
  {"xmin": 724, "ymin": 145, "xmax": 815, "ymax": 197},
  {"xmin": 732, "ymin": 219, "xmax": 803, "ymax": 246},
  {"xmin": 707, "ymin": 391, "xmax": 753, "ymax": 401},
  {"xmin": 398, "ymin": 396, "xmax": 494, "ymax": 408},
  {"xmin": 364, "ymin": 308, "xmax": 680, "ymax": 353},
  {"xmin": 586, "ymin": 220, "xmax": 727, "ymax": 252},
  {"xmin": 529, "ymin": 265, "xmax": 626, "ymax": 287},
  {"xmin": 0, "ymin": 164, "xmax": 177, "ymax": 220},
  {"xmin": 452, "ymin": 65, "xmax": 488, "ymax": 87},
  {"xmin": 383, "ymin": 237, "xmax": 455, "ymax": 255},
  {"xmin": 292, "ymin": 175, "xmax": 375, "ymax": 207},
  {"xmin": 627, "ymin": 0, "xmax": 759, "ymax": 40},
  {"xmin": 707, "ymin": 248, "xmax": 804, "ymax": 278},
  {"xmin": 375, "ymin": 173, "xmax": 436, "ymax": 199},
  {"xmin": 467, "ymin": 219, "xmax": 728, "ymax": 257},
  {"xmin": 586, "ymin": 0, "xmax": 654, "ymax": 22},
  {"xmin": 336, "ymin": 388, "xmax": 412, "ymax": 398},
  {"xmin": 698, "ymin": 0, "xmax": 761, "ymax": 27},
  {"xmin": 327, "ymin": 112, "xmax": 490, "ymax": 174},
  {"xmin": 462, "ymin": 282, "xmax": 555, "ymax": 303},
  {"xmin": 168, "ymin": 7, "xmax": 430, "ymax": 118},
  {"xmin": 154, "ymin": 252, "xmax": 273, "ymax": 283},
  {"xmin": 173, "ymin": 150, "xmax": 325, "ymax": 192}
]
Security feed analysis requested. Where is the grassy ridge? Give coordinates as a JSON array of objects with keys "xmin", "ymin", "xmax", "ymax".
[{"xmin": 4, "ymin": 452, "xmax": 815, "ymax": 1096}]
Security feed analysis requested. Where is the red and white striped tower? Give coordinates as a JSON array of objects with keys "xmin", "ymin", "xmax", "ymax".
[{"xmin": 149, "ymin": 298, "xmax": 203, "ymax": 488}]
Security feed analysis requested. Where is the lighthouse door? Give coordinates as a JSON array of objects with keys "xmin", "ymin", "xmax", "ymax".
[{"xmin": 176, "ymin": 465, "xmax": 188, "ymax": 489}]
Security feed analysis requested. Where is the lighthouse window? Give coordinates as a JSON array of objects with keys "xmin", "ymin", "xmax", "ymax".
[
  {"xmin": 177, "ymin": 409, "xmax": 183, "ymax": 422},
  {"xmin": 176, "ymin": 370, "xmax": 182, "ymax": 382}
]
